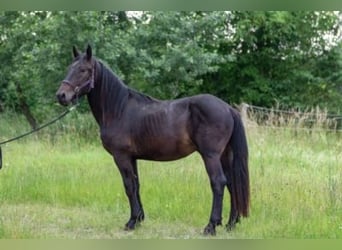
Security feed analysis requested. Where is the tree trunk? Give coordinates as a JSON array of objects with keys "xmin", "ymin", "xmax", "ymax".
[{"xmin": 15, "ymin": 82, "xmax": 38, "ymax": 130}]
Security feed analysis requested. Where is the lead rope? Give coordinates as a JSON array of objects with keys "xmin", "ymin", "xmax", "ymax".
[{"xmin": 0, "ymin": 104, "xmax": 78, "ymax": 169}]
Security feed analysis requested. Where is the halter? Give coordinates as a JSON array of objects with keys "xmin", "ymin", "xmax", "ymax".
[{"xmin": 62, "ymin": 64, "xmax": 95, "ymax": 95}]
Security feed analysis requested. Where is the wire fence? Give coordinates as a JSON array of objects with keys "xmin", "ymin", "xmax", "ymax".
[{"xmin": 239, "ymin": 103, "xmax": 342, "ymax": 133}]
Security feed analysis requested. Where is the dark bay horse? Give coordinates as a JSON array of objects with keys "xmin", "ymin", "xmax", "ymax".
[{"xmin": 56, "ymin": 45, "xmax": 250, "ymax": 235}]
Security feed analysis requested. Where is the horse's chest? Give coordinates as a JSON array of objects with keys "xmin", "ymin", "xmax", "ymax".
[{"xmin": 100, "ymin": 128, "xmax": 133, "ymax": 154}]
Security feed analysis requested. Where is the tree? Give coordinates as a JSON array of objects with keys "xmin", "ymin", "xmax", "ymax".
[
  {"xmin": 203, "ymin": 11, "xmax": 341, "ymax": 111},
  {"xmin": 0, "ymin": 11, "xmax": 341, "ymax": 129},
  {"xmin": 0, "ymin": 11, "xmax": 136, "ymax": 127},
  {"xmin": 125, "ymin": 11, "xmax": 228, "ymax": 99}
]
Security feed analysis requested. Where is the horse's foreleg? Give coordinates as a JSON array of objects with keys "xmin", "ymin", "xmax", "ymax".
[
  {"xmin": 202, "ymin": 154, "xmax": 227, "ymax": 236},
  {"xmin": 113, "ymin": 155, "xmax": 144, "ymax": 230},
  {"xmin": 132, "ymin": 159, "xmax": 144, "ymax": 223}
]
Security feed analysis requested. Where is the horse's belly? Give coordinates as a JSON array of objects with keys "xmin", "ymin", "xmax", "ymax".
[{"xmin": 136, "ymin": 137, "xmax": 196, "ymax": 161}]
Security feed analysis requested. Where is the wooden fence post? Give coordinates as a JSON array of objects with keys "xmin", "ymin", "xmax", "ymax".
[{"xmin": 240, "ymin": 103, "xmax": 249, "ymax": 126}]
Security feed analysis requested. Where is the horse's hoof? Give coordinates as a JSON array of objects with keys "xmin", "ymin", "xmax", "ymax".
[
  {"xmin": 124, "ymin": 221, "xmax": 136, "ymax": 231},
  {"xmin": 137, "ymin": 211, "xmax": 145, "ymax": 222},
  {"xmin": 226, "ymin": 215, "xmax": 240, "ymax": 231},
  {"xmin": 203, "ymin": 224, "xmax": 216, "ymax": 236},
  {"xmin": 225, "ymin": 223, "xmax": 235, "ymax": 232},
  {"xmin": 124, "ymin": 224, "xmax": 134, "ymax": 231}
]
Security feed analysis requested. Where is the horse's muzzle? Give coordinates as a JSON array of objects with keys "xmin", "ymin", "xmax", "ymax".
[
  {"xmin": 56, "ymin": 90, "xmax": 76, "ymax": 106},
  {"xmin": 56, "ymin": 92, "xmax": 68, "ymax": 106},
  {"xmin": 56, "ymin": 82, "xmax": 77, "ymax": 106}
]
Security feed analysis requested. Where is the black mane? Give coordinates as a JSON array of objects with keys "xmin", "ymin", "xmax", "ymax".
[
  {"xmin": 128, "ymin": 88, "xmax": 157, "ymax": 104},
  {"xmin": 88, "ymin": 59, "xmax": 156, "ymax": 124}
]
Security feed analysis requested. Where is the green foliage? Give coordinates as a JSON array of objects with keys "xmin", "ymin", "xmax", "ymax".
[
  {"xmin": 0, "ymin": 11, "xmax": 341, "ymax": 126},
  {"xmin": 203, "ymin": 11, "xmax": 342, "ymax": 111},
  {"xmin": 126, "ymin": 12, "xmax": 227, "ymax": 99}
]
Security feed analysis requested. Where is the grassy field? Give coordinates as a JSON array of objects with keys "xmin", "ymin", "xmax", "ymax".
[{"xmin": 0, "ymin": 112, "xmax": 341, "ymax": 239}]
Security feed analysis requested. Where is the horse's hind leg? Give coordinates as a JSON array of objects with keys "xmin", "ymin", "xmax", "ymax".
[
  {"xmin": 221, "ymin": 147, "xmax": 240, "ymax": 231},
  {"xmin": 201, "ymin": 153, "xmax": 227, "ymax": 236}
]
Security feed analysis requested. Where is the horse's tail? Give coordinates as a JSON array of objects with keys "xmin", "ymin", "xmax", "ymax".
[{"xmin": 229, "ymin": 109, "xmax": 250, "ymax": 217}]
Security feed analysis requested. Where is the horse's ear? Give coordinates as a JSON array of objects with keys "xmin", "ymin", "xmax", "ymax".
[
  {"xmin": 72, "ymin": 46, "xmax": 80, "ymax": 58},
  {"xmin": 86, "ymin": 44, "xmax": 92, "ymax": 60}
]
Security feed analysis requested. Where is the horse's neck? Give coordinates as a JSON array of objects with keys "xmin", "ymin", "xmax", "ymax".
[{"xmin": 87, "ymin": 62, "xmax": 129, "ymax": 126}]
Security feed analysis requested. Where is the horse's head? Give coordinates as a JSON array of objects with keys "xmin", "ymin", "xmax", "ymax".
[{"xmin": 56, "ymin": 44, "xmax": 95, "ymax": 106}]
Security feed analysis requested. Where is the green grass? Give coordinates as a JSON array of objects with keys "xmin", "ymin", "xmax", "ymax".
[{"xmin": 0, "ymin": 113, "xmax": 341, "ymax": 238}]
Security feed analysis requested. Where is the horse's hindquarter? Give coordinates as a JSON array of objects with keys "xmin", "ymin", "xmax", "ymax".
[{"xmin": 188, "ymin": 94, "xmax": 234, "ymax": 154}]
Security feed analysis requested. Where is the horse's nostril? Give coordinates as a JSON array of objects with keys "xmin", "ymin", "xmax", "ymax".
[{"xmin": 57, "ymin": 92, "xmax": 66, "ymax": 102}]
